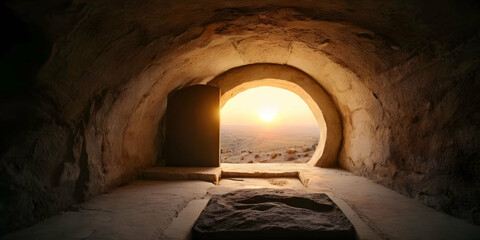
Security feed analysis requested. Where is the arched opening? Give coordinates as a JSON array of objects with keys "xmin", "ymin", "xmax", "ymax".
[
  {"xmin": 220, "ymin": 86, "xmax": 320, "ymax": 164},
  {"xmin": 209, "ymin": 64, "xmax": 343, "ymax": 167}
]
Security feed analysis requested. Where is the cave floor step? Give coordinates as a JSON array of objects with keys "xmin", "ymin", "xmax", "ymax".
[
  {"xmin": 142, "ymin": 163, "xmax": 312, "ymax": 184},
  {"xmin": 142, "ymin": 167, "xmax": 221, "ymax": 184}
]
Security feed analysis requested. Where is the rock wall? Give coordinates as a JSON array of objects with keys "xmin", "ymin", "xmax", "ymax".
[
  {"xmin": 373, "ymin": 36, "xmax": 480, "ymax": 224},
  {"xmin": 1, "ymin": 0, "xmax": 479, "ymax": 234}
]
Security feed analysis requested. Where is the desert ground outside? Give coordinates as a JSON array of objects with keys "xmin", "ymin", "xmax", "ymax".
[{"xmin": 220, "ymin": 125, "xmax": 319, "ymax": 164}]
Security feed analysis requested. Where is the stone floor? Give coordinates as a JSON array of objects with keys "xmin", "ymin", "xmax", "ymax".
[{"xmin": 2, "ymin": 166, "xmax": 480, "ymax": 240}]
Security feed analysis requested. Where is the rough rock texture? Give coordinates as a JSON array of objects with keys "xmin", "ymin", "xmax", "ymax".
[
  {"xmin": 1, "ymin": 0, "xmax": 480, "ymax": 234},
  {"xmin": 193, "ymin": 189, "xmax": 355, "ymax": 240}
]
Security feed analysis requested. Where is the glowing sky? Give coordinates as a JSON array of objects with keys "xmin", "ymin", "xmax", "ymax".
[{"xmin": 220, "ymin": 86, "xmax": 318, "ymax": 127}]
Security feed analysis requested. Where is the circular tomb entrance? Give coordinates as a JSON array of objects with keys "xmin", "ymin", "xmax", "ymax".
[{"xmin": 208, "ymin": 63, "xmax": 342, "ymax": 167}]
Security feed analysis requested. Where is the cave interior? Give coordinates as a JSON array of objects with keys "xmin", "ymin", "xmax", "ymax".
[{"xmin": 0, "ymin": 0, "xmax": 480, "ymax": 239}]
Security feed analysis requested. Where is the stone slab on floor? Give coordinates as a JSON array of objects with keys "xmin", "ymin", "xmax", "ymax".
[
  {"xmin": 209, "ymin": 177, "xmax": 306, "ymax": 195},
  {"xmin": 142, "ymin": 167, "xmax": 221, "ymax": 183},
  {"xmin": 221, "ymin": 163, "xmax": 307, "ymax": 178},
  {"xmin": 192, "ymin": 189, "xmax": 356, "ymax": 240}
]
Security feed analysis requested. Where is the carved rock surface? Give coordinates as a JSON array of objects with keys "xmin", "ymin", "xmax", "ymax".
[{"xmin": 193, "ymin": 189, "xmax": 355, "ymax": 240}]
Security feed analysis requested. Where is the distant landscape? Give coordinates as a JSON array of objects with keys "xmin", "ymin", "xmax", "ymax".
[{"xmin": 220, "ymin": 125, "xmax": 320, "ymax": 163}]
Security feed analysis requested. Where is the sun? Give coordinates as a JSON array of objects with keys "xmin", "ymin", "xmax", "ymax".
[{"xmin": 258, "ymin": 107, "xmax": 278, "ymax": 122}]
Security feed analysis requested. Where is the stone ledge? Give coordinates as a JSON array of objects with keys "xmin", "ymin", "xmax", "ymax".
[
  {"xmin": 142, "ymin": 167, "xmax": 221, "ymax": 184},
  {"xmin": 221, "ymin": 163, "xmax": 307, "ymax": 178}
]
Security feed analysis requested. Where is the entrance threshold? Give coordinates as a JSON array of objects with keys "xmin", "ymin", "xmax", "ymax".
[{"xmin": 142, "ymin": 163, "xmax": 311, "ymax": 184}]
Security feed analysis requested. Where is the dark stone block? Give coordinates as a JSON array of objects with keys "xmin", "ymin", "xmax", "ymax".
[{"xmin": 192, "ymin": 189, "xmax": 356, "ymax": 240}]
